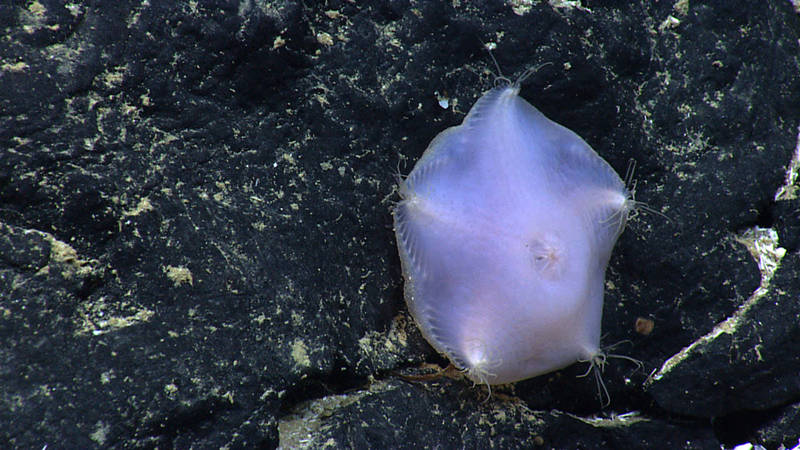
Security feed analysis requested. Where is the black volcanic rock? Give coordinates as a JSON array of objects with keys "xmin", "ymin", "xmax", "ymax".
[{"xmin": 1, "ymin": 1, "xmax": 799, "ymax": 448}]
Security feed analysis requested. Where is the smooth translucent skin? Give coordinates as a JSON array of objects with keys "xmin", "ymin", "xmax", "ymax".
[{"xmin": 394, "ymin": 84, "xmax": 630, "ymax": 385}]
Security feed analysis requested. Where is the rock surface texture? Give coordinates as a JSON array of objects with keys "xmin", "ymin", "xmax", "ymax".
[{"xmin": 1, "ymin": 1, "xmax": 799, "ymax": 448}]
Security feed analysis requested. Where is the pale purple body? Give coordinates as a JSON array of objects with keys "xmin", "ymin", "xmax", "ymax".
[{"xmin": 394, "ymin": 84, "xmax": 630, "ymax": 385}]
